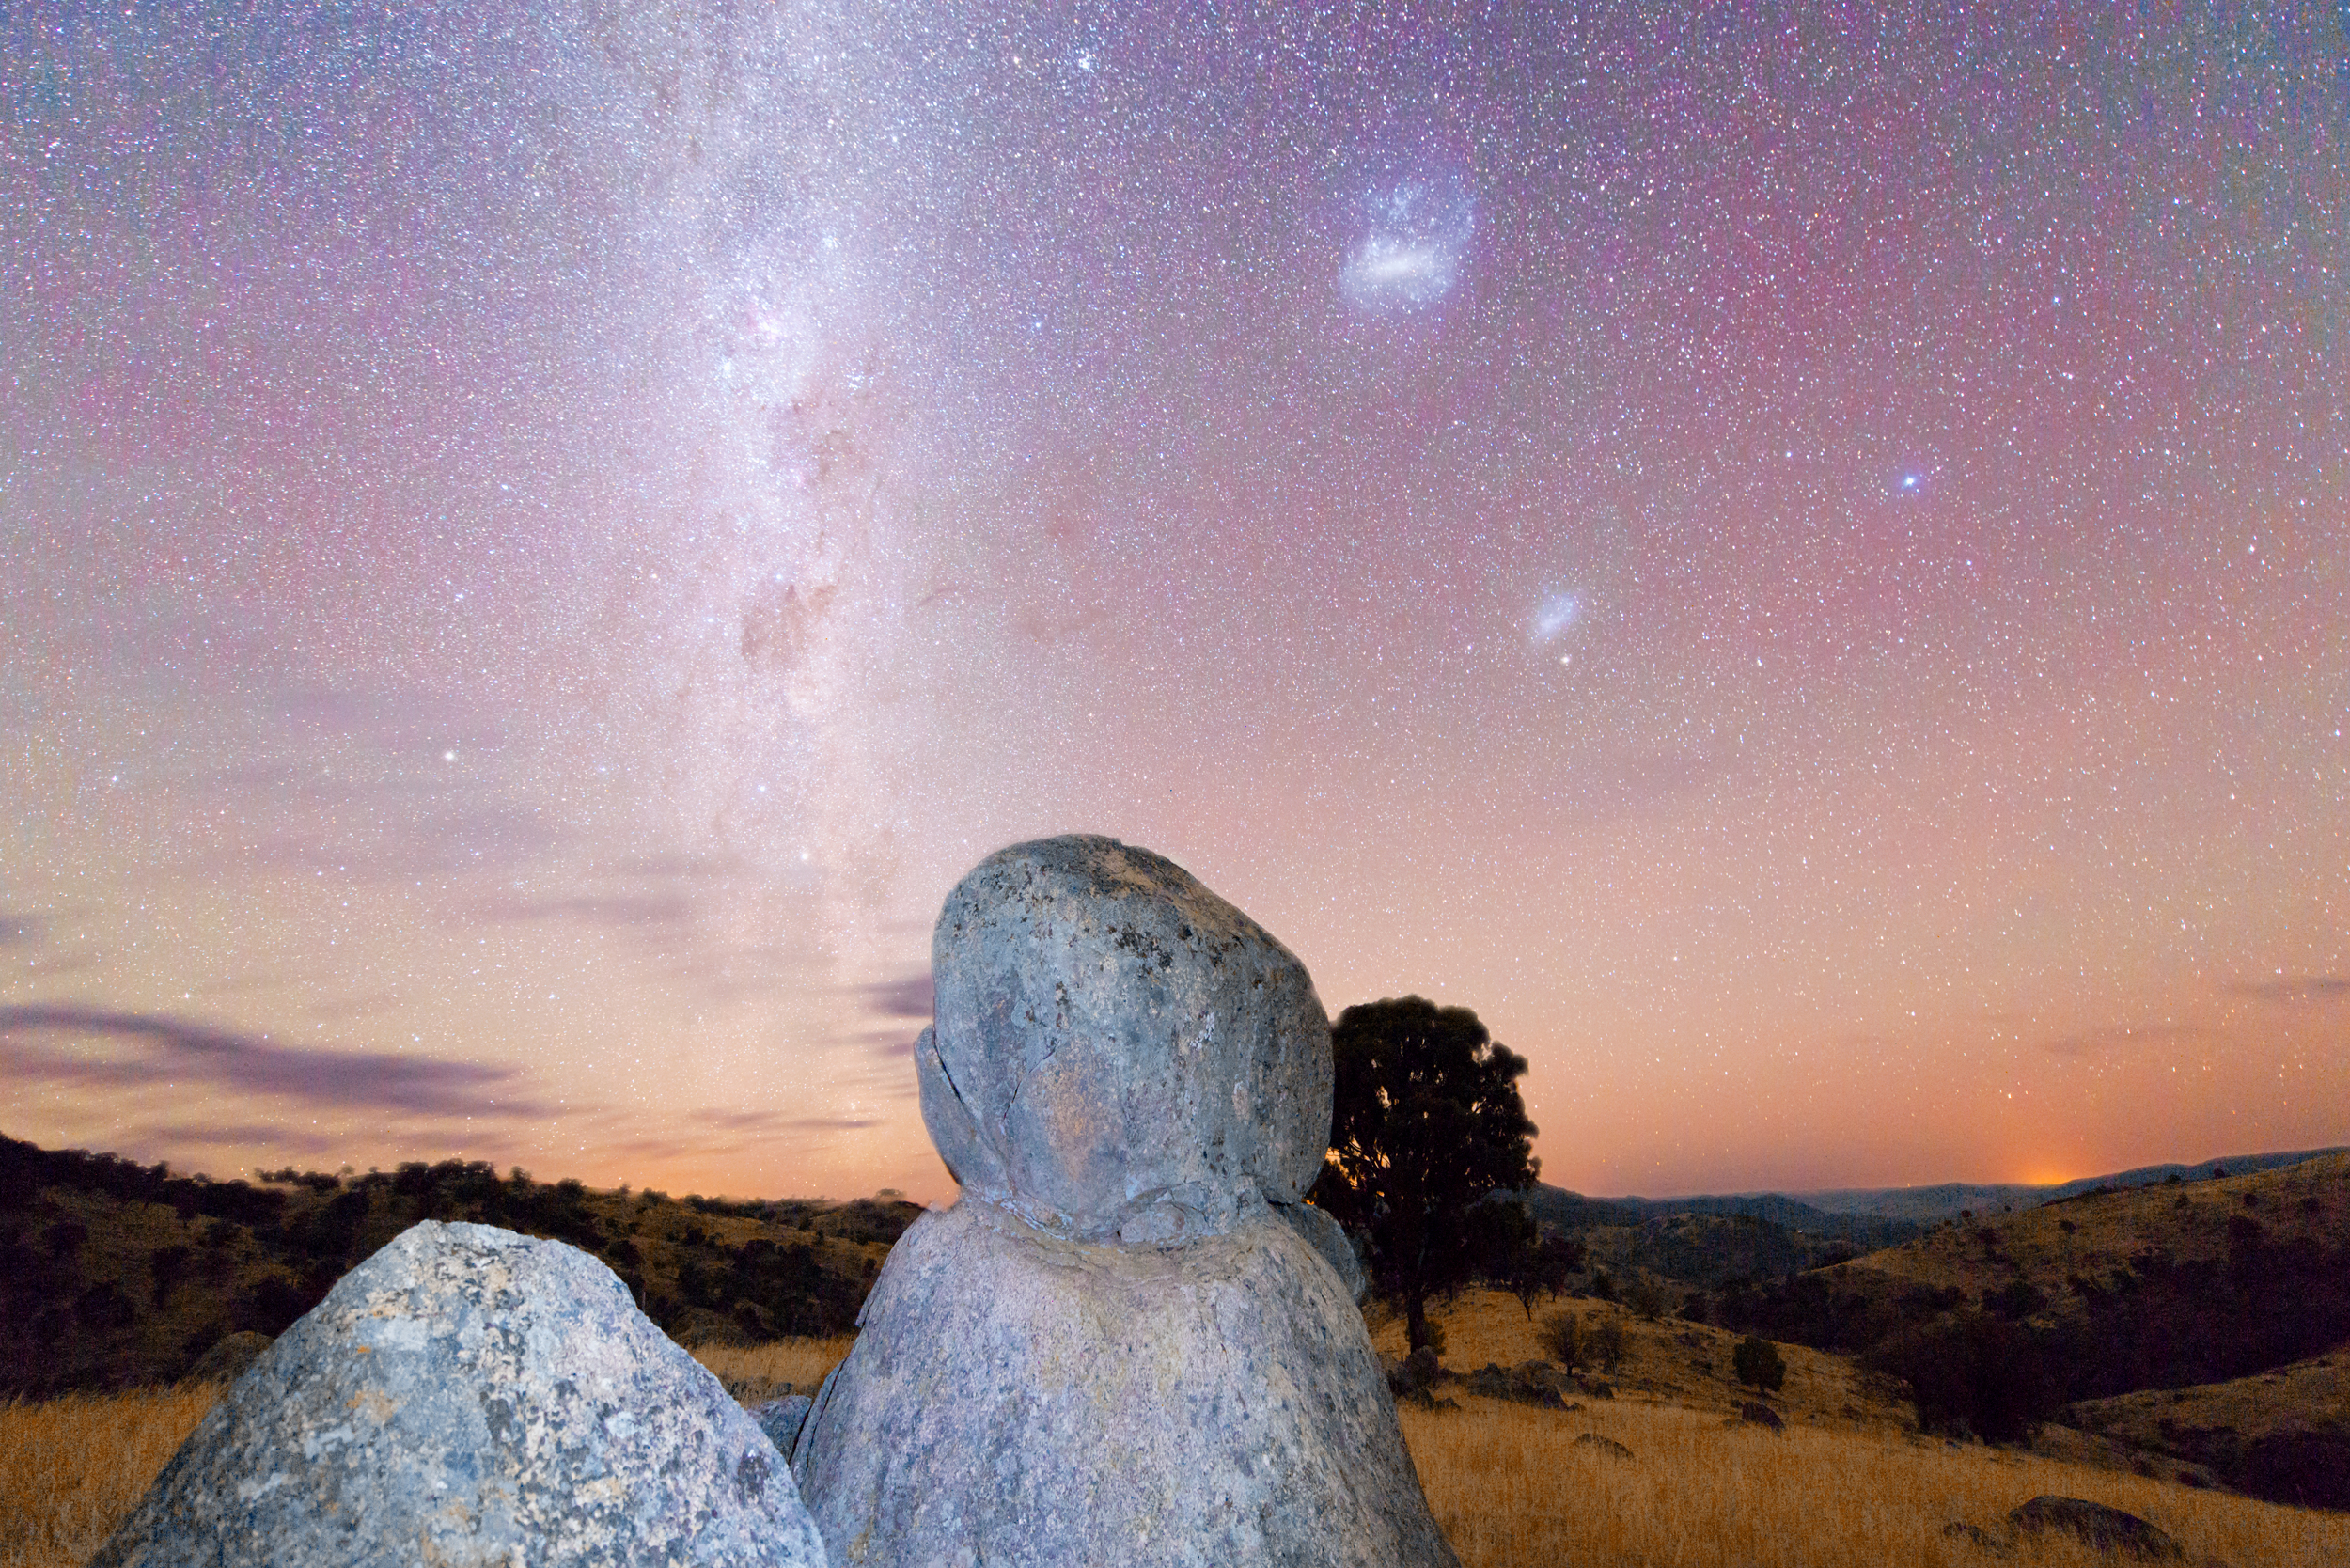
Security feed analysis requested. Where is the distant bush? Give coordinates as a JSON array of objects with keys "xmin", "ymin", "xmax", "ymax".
[
  {"xmin": 1538, "ymin": 1309, "xmax": 1583, "ymax": 1368},
  {"xmin": 1862, "ymin": 1309, "xmax": 2050, "ymax": 1442},
  {"xmin": 1588, "ymin": 1315, "xmax": 1628, "ymax": 1372},
  {"xmin": 1732, "ymin": 1334, "xmax": 1786, "ymax": 1393},
  {"xmin": 1981, "ymin": 1280, "xmax": 2046, "ymax": 1320}
]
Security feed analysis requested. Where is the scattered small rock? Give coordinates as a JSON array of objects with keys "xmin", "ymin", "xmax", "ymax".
[
  {"xmin": 1458, "ymin": 1361, "xmax": 1570, "ymax": 1409},
  {"xmin": 1737, "ymin": 1401, "xmax": 1785, "ymax": 1432},
  {"xmin": 1939, "ymin": 1521, "xmax": 2016, "ymax": 1558},
  {"xmin": 1573, "ymin": 1433, "xmax": 1634, "ymax": 1460},
  {"xmin": 2007, "ymin": 1496, "xmax": 2183, "ymax": 1560},
  {"xmin": 1387, "ymin": 1344, "xmax": 1448, "ymax": 1397}
]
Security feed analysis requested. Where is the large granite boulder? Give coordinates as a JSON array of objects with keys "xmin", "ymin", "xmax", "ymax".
[
  {"xmin": 801, "ymin": 835, "xmax": 1457, "ymax": 1568},
  {"xmin": 919, "ymin": 834, "xmax": 1333, "ymax": 1243},
  {"xmin": 93, "ymin": 1220, "xmax": 826, "ymax": 1568}
]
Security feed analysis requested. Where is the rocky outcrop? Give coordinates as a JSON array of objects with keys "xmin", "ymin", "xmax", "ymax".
[
  {"xmin": 93, "ymin": 1221, "xmax": 824, "ymax": 1568},
  {"xmin": 799, "ymin": 1197, "xmax": 1449, "ymax": 1566},
  {"xmin": 2006, "ymin": 1497, "xmax": 2182, "ymax": 1560},
  {"xmin": 916, "ymin": 834, "xmax": 1333, "ymax": 1244},
  {"xmin": 800, "ymin": 835, "xmax": 1456, "ymax": 1568}
]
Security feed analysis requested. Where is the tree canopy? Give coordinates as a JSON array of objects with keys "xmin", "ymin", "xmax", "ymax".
[{"xmin": 1308, "ymin": 996, "xmax": 1539, "ymax": 1350}]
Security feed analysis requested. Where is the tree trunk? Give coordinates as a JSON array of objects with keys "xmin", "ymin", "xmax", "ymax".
[{"xmin": 1404, "ymin": 1294, "xmax": 1432, "ymax": 1352}]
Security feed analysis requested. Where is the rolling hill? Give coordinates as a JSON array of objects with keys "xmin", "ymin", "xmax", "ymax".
[{"xmin": 0, "ymin": 1133, "xmax": 918, "ymax": 1398}]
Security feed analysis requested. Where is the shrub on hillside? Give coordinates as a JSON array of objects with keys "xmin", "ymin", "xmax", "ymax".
[
  {"xmin": 1538, "ymin": 1309, "xmax": 1583, "ymax": 1368},
  {"xmin": 1732, "ymin": 1333, "xmax": 1786, "ymax": 1393},
  {"xmin": 1863, "ymin": 1309, "xmax": 2051, "ymax": 1442}
]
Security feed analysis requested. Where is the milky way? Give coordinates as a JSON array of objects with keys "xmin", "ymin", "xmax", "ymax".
[{"xmin": 4, "ymin": 3, "xmax": 2345, "ymax": 1200}]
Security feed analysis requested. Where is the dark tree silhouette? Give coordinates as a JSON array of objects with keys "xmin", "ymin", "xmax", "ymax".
[
  {"xmin": 1308, "ymin": 996, "xmax": 1538, "ymax": 1351},
  {"xmin": 1489, "ymin": 1217, "xmax": 1585, "ymax": 1319},
  {"xmin": 1732, "ymin": 1333, "xmax": 1787, "ymax": 1393}
]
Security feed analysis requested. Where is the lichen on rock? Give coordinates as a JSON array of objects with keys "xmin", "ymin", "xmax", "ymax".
[{"xmin": 92, "ymin": 1219, "xmax": 825, "ymax": 1568}]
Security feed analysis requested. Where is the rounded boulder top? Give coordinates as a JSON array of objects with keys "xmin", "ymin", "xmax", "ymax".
[{"xmin": 919, "ymin": 835, "xmax": 1332, "ymax": 1242}]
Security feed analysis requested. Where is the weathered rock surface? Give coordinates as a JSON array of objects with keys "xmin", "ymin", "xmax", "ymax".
[
  {"xmin": 798, "ymin": 1197, "xmax": 1456, "ymax": 1568},
  {"xmin": 803, "ymin": 835, "xmax": 1451, "ymax": 1566},
  {"xmin": 1273, "ymin": 1195, "xmax": 1369, "ymax": 1301},
  {"xmin": 919, "ymin": 835, "xmax": 1333, "ymax": 1242},
  {"xmin": 1736, "ymin": 1400, "xmax": 1785, "ymax": 1431},
  {"xmin": 93, "ymin": 1220, "xmax": 825, "ymax": 1568},
  {"xmin": 2006, "ymin": 1496, "xmax": 2182, "ymax": 1560},
  {"xmin": 752, "ymin": 1395, "xmax": 814, "ymax": 1461},
  {"xmin": 1573, "ymin": 1433, "xmax": 1634, "ymax": 1460}
]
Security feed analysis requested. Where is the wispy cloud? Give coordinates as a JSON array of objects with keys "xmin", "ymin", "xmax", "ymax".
[
  {"xmin": 0, "ymin": 1004, "xmax": 545, "ymax": 1117},
  {"xmin": 2232, "ymin": 975, "xmax": 2350, "ymax": 1004},
  {"xmin": 2044, "ymin": 1023, "xmax": 2201, "ymax": 1058},
  {"xmin": 863, "ymin": 972, "xmax": 933, "ymax": 1019},
  {"xmin": 134, "ymin": 1121, "xmax": 341, "ymax": 1152},
  {"xmin": 471, "ymin": 892, "xmax": 695, "ymax": 928}
]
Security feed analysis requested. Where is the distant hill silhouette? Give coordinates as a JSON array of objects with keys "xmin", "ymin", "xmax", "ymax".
[
  {"xmin": 1785, "ymin": 1146, "xmax": 2350, "ymax": 1223},
  {"xmin": 1524, "ymin": 1185, "xmax": 1924, "ymax": 1253},
  {"xmin": 0, "ymin": 1132, "xmax": 919, "ymax": 1398},
  {"xmin": 1693, "ymin": 1152, "xmax": 2350, "ymax": 1507},
  {"xmin": 1533, "ymin": 1145, "xmax": 2349, "ymax": 1230}
]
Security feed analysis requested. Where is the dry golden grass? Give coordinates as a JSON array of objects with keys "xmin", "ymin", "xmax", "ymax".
[
  {"xmin": 1404, "ymin": 1393, "xmax": 2350, "ymax": 1568},
  {"xmin": 691, "ymin": 1335, "xmax": 856, "ymax": 1403},
  {"xmin": 1835, "ymin": 1152, "xmax": 2350, "ymax": 1301},
  {"xmin": 7, "ymin": 1338, "xmax": 2344, "ymax": 1568},
  {"xmin": 1370, "ymin": 1288, "xmax": 1903, "ymax": 1431},
  {"xmin": 0, "ymin": 1385, "xmax": 223, "ymax": 1568},
  {"xmin": 2068, "ymin": 1344, "xmax": 2350, "ymax": 1450}
]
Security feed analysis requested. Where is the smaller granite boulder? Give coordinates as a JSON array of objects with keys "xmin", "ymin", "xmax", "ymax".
[
  {"xmin": 1573, "ymin": 1433, "xmax": 1633, "ymax": 1460},
  {"xmin": 93, "ymin": 1220, "xmax": 825, "ymax": 1568},
  {"xmin": 2006, "ymin": 1497, "xmax": 2182, "ymax": 1560},
  {"xmin": 1737, "ymin": 1401, "xmax": 1785, "ymax": 1431}
]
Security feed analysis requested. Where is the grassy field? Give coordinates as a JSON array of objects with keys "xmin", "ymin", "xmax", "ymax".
[{"xmin": 6, "ymin": 1325, "xmax": 2344, "ymax": 1568}]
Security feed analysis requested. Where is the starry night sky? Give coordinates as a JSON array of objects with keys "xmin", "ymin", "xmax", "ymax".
[{"xmin": 5, "ymin": 2, "xmax": 2346, "ymax": 1203}]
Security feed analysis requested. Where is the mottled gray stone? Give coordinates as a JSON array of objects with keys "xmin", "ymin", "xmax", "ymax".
[
  {"xmin": 752, "ymin": 1395, "xmax": 814, "ymax": 1460},
  {"xmin": 803, "ymin": 836, "xmax": 1451, "ymax": 1567},
  {"xmin": 92, "ymin": 1220, "xmax": 825, "ymax": 1568},
  {"xmin": 1273, "ymin": 1196, "xmax": 1368, "ymax": 1302},
  {"xmin": 920, "ymin": 835, "xmax": 1332, "ymax": 1241},
  {"xmin": 799, "ymin": 1199, "xmax": 1458, "ymax": 1568}
]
